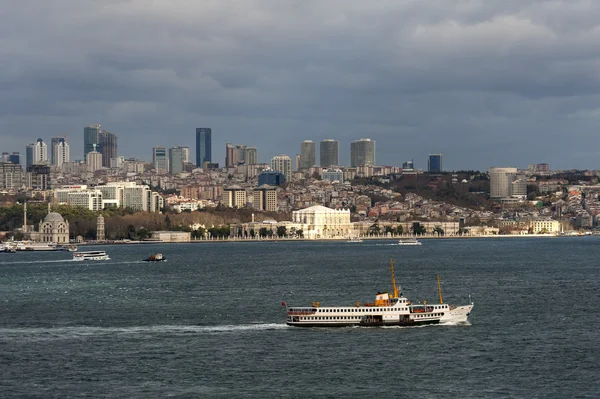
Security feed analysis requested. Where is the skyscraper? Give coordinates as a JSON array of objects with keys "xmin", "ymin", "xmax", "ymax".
[
  {"xmin": 51, "ymin": 137, "xmax": 70, "ymax": 168},
  {"xmin": 26, "ymin": 138, "xmax": 48, "ymax": 166},
  {"xmin": 428, "ymin": 154, "xmax": 442, "ymax": 173},
  {"xmin": 99, "ymin": 131, "xmax": 118, "ymax": 167},
  {"xmin": 271, "ymin": 155, "xmax": 292, "ymax": 182},
  {"xmin": 320, "ymin": 139, "xmax": 339, "ymax": 167},
  {"xmin": 350, "ymin": 138, "xmax": 376, "ymax": 167},
  {"xmin": 169, "ymin": 146, "xmax": 185, "ymax": 174},
  {"xmin": 84, "ymin": 124, "xmax": 102, "ymax": 161},
  {"xmin": 300, "ymin": 140, "xmax": 316, "ymax": 169},
  {"xmin": 86, "ymin": 145, "xmax": 103, "ymax": 172},
  {"xmin": 0, "ymin": 162, "xmax": 23, "ymax": 189},
  {"xmin": 489, "ymin": 167, "xmax": 523, "ymax": 200},
  {"xmin": 225, "ymin": 143, "xmax": 258, "ymax": 167},
  {"xmin": 153, "ymin": 146, "xmax": 169, "ymax": 173},
  {"xmin": 181, "ymin": 147, "xmax": 190, "ymax": 163},
  {"xmin": 195, "ymin": 128, "xmax": 212, "ymax": 167},
  {"xmin": 9, "ymin": 152, "xmax": 21, "ymax": 165}
]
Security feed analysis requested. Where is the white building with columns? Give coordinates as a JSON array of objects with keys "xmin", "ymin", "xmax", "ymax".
[{"xmin": 291, "ymin": 205, "xmax": 352, "ymax": 239}]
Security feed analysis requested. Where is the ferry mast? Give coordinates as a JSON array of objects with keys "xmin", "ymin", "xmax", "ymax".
[{"xmin": 389, "ymin": 258, "xmax": 399, "ymax": 298}]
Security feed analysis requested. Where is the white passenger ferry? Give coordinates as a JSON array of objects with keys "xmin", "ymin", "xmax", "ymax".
[
  {"xmin": 73, "ymin": 251, "xmax": 110, "ymax": 261},
  {"xmin": 398, "ymin": 238, "xmax": 422, "ymax": 246},
  {"xmin": 285, "ymin": 259, "xmax": 473, "ymax": 327},
  {"xmin": 346, "ymin": 237, "xmax": 363, "ymax": 243}
]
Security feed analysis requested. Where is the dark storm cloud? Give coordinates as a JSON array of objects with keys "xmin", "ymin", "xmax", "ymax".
[{"xmin": 2, "ymin": 0, "xmax": 600, "ymax": 169}]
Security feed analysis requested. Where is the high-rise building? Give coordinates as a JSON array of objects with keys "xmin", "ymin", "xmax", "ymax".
[
  {"xmin": 350, "ymin": 138, "xmax": 375, "ymax": 167},
  {"xmin": 86, "ymin": 145, "xmax": 103, "ymax": 173},
  {"xmin": 153, "ymin": 146, "xmax": 169, "ymax": 173},
  {"xmin": 488, "ymin": 167, "xmax": 526, "ymax": 200},
  {"xmin": 258, "ymin": 171, "xmax": 286, "ymax": 186},
  {"xmin": 428, "ymin": 154, "xmax": 443, "ymax": 173},
  {"xmin": 99, "ymin": 131, "xmax": 118, "ymax": 168},
  {"xmin": 195, "ymin": 128, "xmax": 212, "ymax": 167},
  {"xmin": 26, "ymin": 138, "xmax": 48, "ymax": 166},
  {"xmin": 255, "ymin": 185, "xmax": 278, "ymax": 211},
  {"xmin": 402, "ymin": 160, "xmax": 414, "ymax": 170},
  {"xmin": 0, "ymin": 162, "xmax": 23, "ymax": 189},
  {"xmin": 320, "ymin": 139, "xmax": 339, "ymax": 167},
  {"xmin": 51, "ymin": 137, "xmax": 70, "ymax": 168},
  {"xmin": 223, "ymin": 185, "xmax": 247, "ymax": 208},
  {"xmin": 300, "ymin": 140, "xmax": 316, "ymax": 170},
  {"xmin": 225, "ymin": 143, "xmax": 258, "ymax": 167},
  {"xmin": 271, "ymin": 155, "xmax": 292, "ymax": 182},
  {"xmin": 9, "ymin": 152, "xmax": 21, "ymax": 165},
  {"xmin": 169, "ymin": 146, "xmax": 185, "ymax": 174},
  {"xmin": 84, "ymin": 124, "xmax": 102, "ymax": 161},
  {"xmin": 1, "ymin": 153, "xmax": 9, "ymax": 162},
  {"xmin": 26, "ymin": 165, "xmax": 50, "ymax": 190},
  {"xmin": 181, "ymin": 147, "xmax": 190, "ymax": 163}
]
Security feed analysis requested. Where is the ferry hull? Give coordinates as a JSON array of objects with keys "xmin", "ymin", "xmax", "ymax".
[{"xmin": 286, "ymin": 319, "xmax": 441, "ymax": 328}]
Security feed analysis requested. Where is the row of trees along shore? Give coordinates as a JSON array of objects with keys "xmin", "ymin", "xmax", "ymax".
[{"xmin": 0, "ymin": 203, "xmax": 287, "ymax": 241}]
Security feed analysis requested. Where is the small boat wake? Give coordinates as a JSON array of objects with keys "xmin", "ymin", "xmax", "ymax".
[
  {"xmin": 0, "ymin": 323, "xmax": 289, "ymax": 340},
  {"xmin": 0, "ymin": 259, "xmax": 75, "ymax": 265}
]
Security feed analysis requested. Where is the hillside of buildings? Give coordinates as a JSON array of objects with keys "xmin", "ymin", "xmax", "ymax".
[{"xmin": 4, "ymin": 157, "xmax": 600, "ymax": 241}]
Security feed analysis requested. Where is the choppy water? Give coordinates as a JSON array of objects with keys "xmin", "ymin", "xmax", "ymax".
[{"xmin": 1, "ymin": 238, "xmax": 599, "ymax": 398}]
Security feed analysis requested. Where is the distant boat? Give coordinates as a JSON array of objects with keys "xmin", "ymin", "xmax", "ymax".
[
  {"xmin": 398, "ymin": 238, "xmax": 422, "ymax": 246},
  {"xmin": 17, "ymin": 242, "xmax": 58, "ymax": 251},
  {"xmin": 0, "ymin": 245, "xmax": 16, "ymax": 253},
  {"xmin": 73, "ymin": 251, "xmax": 110, "ymax": 261},
  {"xmin": 346, "ymin": 237, "xmax": 363, "ymax": 243},
  {"xmin": 57, "ymin": 244, "xmax": 78, "ymax": 252},
  {"xmin": 143, "ymin": 253, "xmax": 166, "ymax": 262}
]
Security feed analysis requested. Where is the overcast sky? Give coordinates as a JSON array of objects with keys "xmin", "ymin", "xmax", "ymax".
[{"xmin": 2, "ymin": 0, "xmax": 600, "ymax": 171}]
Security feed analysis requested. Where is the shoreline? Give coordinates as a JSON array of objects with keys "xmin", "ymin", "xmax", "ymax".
[{"xmin": 77, "ymin": 233, "xmax": 594, "ymax": 245}]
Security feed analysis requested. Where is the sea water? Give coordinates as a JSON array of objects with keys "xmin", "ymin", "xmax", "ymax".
[{"xmin": 1, "ymin": 238, "xmax": 599, "ymax": 398}]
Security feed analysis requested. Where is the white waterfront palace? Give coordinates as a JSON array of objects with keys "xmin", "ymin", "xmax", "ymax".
[{"xmin": 291, "ymin": 205, "xmax": 352, "ymax": 239}]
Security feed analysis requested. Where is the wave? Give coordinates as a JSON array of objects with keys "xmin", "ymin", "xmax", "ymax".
[{"xmin": 0, "ymin": 323, "xmax": 289, "ymax": 338}]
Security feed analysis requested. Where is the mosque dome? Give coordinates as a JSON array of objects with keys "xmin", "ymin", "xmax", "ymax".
[{"xmin": 44, "ymin": 212, "xmax": 65, "ymax": 223}]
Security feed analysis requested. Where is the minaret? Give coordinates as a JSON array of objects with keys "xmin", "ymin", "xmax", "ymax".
[
  {"xmin": 96, "ymin": 214, "xmax": 105, "ymax": 241},
  {"xmin": 23, "ymin": 202, "xmax": 27, "ymax": 233}
]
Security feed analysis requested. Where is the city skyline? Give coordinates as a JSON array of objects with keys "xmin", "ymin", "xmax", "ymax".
[
  {"xmin": 2, "ymin": 2, "xmax": 600, "ymax": 170},
  {"xmin": 2, "ymin": 129, "xmax": 561, "ymax": 172}
]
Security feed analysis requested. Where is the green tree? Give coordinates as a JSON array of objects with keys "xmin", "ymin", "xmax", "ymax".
[
  {"xmin": 412, "ymin": 222, "xmax": 426, "ymax": 235},
  {"xmin": 277, "ymin": 226, "xmax": 287, "ymax": 237},
  {"xmin": 368, "ymin": 223, "xmax": 380, "ymax": 236},
  {"xmin": 395, "ymin": 225, "xmax": 403, "ymax": 235}
]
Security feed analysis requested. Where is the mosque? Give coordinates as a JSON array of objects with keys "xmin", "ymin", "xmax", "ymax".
[{"xmin": 23, "ymin": 203, "xmax": 70, "ymax": 243}]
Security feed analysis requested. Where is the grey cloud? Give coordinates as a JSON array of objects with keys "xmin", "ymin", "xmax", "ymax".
[{"xmin": 1, "ymin": 0, "xmax": 600, "ymax": 169}]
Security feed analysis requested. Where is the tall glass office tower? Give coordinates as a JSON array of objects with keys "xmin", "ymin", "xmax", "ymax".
[
  {"xmin": 428, "ymin": 154, "xmax": 443, "ymax": 173},
  {"xmin": 320, "ymin": 139, "xmax": 339, "ymax": 167},
  {"xmin": 195, "ymin": 128, "xmax": 212, "ymax": 167},
  {"xmin": 84, "ymin": 124, "xmax": 102, "ymax": 161},
  {"xmin": 350, "ymin": 138, "xmax": 375, "ymax": 167},
  {"xmin": 99, "ymin": 131, "xmax": 118, "ymax": 167},
  {"xmin": 300, "ymin": 140, "xmax": 316, "ymax": 169}
]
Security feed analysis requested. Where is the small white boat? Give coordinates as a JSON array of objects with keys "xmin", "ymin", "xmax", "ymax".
[
  {"xmin": 143, "ymin": 253, "xmax": 166, "ymax": 262},
  {"xmin": 73, "ymin": 251, "xmax": 110, "ymax": 261},
  {"xmin": 398, "ymin": 238, "xmax": 422, "ymax": 246},
  {"xmin": 347, "ymin": 237, "xmax": 363, "ymax": 243}
]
